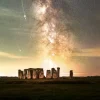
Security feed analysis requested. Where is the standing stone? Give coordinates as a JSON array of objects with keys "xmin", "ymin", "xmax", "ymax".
[
  {"xmin": 39, "ymin": 69, "xmax": 44, "ymax": 79},
  {"xmin": 18, "ymin": 70, "xmax": 23, "ymax": 79},
  {"xmin": 46, "ymin": 70, "xmax": 51, "ymax": 79},
  {"xmin": 23, "ymin": 69, "xmax": 27, "ymax": 79},
  {"xmin": 33, "ymin": 69, "xmax": 37, "ymax": 79},
  {"xmin": 51, "ymin": 68, "xmax": 58, "ymax": 79},
  {"xmin": 70, "ymin": 70, "xmax": 73, "ymax": 78},
  {"xmin": 57, "ymin": 67, "xmax": 60, "ymax": 78},
  {"xmin": 18, "ymin": 70, "xmax": 21, "ymax": 79}
]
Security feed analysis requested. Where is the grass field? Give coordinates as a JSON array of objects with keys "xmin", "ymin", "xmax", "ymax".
[{"xmin": 0, "ymin": 77, "xmax": 100, "ymax": 100}]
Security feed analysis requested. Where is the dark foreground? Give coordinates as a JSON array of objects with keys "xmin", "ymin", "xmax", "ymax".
[{"xmin": 0, "ymin": 77, "xmax": 100, "ymax": 100}]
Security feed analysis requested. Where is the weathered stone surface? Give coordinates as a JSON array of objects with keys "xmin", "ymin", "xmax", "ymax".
[
  {"xmin": 46, "ymin": 70, "xmax": 51, "ymax": 79},
  {"xmin": 39, "ymin": 69, "xmax": 44, "ymax": 79},
  {"xmin": 52, "ymin": 69, "xmax": 58, "ymax": 79},
  {"xmin": 23, "ymin": 69, "xmax": 27, "ymax": 79},
  {"xmin": 18, "ymin": 67, "xmax": 61, "ymax": 79},
  {"xmin": 27, "ymin": 68, "xmax": 34, "ymax": 79},
  {"xmin": 33, "ymin": 69, "xmax": 37, "ymax": 79},
  {"xmin": 51, "ymin": 68, "xmax": 58, "ymax": 79},
  {"xmin": 18, "ymin": 70, "xmax": 23, "ymax": 79}
]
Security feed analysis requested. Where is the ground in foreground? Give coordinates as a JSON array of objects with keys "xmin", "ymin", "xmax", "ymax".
[{"xmin": 0, "ymin": 77, "xmax": 100, "ymax": 100}]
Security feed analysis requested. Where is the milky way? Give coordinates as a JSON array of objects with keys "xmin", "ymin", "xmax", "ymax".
[{"xmin": 31, "ymin": 0, "xmax": 75, "ymax": 65}]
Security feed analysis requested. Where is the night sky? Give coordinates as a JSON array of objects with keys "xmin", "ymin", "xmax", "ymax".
[{"xmin": 0, "ymin": 0, "xmax": 100, "ymax": 76}]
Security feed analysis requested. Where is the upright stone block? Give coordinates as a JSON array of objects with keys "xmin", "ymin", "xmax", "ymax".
[
  {"xmin": 23, "ymin": 69, "xmax": 27, "ymax": 79},
  {"xmin": 52, "ymin": 69, "xmax": 58, "ymax": 79},
  {"xmin": 18, "ymin": 70, "xmax": 23, "ymax": 79},
  {"xmin": 51, "ymin": 68, "xmax": 55, "ymax": 78},
  {"xmin": 39, "ymin": 69, "xmax": 44, "ymax": 79},
  {"xmin": 57, "ymin": 67, "xmax": 60, "ymax": 78},
  {"xmin": 33, "ymin": 69, "xmax": 37, "ymax": 79},
  {"xmin": 51, "ymin": 68, "xmax": 58, "ymax": 79},
  {"xmin": 18, "ymin": 70, "xmax": 21, "ymax": 79},
  {"xmin": 46, "ymin": 70, "xmax": 51, "ymax": 79},
  {"xmin": 70, "ymin": 70, "xmax": 73, "ymax": 78},
  {"xmin": 27, "ymin": 68, "xmax": 33, "ymax": 79}
]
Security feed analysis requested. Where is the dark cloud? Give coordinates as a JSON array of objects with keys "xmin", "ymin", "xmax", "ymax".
[{"xmin": 66, "ymin": 0, "xmax": 100, "ymax": 48}]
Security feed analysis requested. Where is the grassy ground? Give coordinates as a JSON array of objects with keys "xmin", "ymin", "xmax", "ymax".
[{"xmin": 0, "ymin": 77, "xmax": 100, "ymax": 100}]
